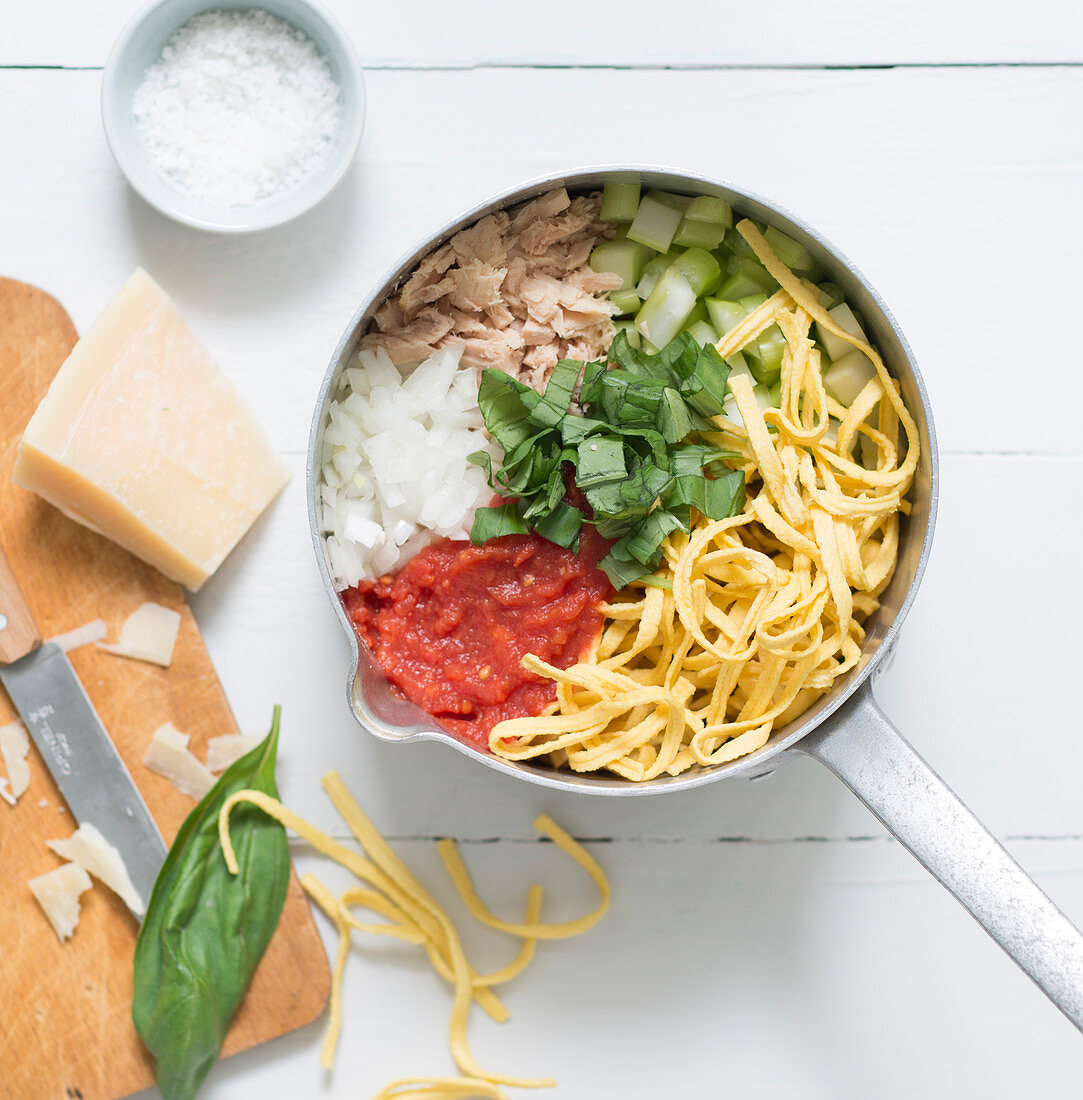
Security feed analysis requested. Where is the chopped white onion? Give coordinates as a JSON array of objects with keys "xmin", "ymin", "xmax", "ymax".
[{"xmin": 319, "ymin": 345, "xmax": 499, "ymax": 589}]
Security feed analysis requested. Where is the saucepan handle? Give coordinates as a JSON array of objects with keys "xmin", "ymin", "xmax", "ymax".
[{"xmin": 792, "ymin": 680, "xmax": 1083, "ymax": 1033}]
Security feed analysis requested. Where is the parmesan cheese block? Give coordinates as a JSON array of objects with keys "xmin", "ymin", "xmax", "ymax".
[
  {"xmin": 28, "ymin": 862, "xmax": 93, "ymax": 942},
  {"xmin": 13, "ymin": 269, "xmax": 290, "ymax": 591}
]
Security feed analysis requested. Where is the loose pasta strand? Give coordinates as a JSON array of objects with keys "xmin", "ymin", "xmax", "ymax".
[{"xmin": 217, "ymin": 783, "xmax": 611, "ymax": 1099}]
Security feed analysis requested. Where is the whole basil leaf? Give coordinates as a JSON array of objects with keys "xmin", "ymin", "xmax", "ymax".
[{"xmin": 132, "ymin": 708, "xmax": 290, "ymax": 1100}]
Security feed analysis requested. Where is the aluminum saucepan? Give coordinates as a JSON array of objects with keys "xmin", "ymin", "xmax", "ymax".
[{"xmin": 307, "ymin": 166, "xmax": 1083, "ymax": 1032}]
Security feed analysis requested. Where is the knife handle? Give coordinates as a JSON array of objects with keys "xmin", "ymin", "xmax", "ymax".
[{"xmin": 0, "ymin": 542, "xmax": 41, "ymax": 665}]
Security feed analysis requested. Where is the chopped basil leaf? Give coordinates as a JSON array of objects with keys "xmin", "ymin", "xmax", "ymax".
[
  {"xmin": 469, "ymin": 503, "xmax": 529, "ymax": 544},
  {"xmin": 576, "ymin": 435, "xmax": 627, "ymax": 486},
  {"xmin": 528, "ymin": 357, "xmax": 584, "ymax": 430},
  {"xmin": 641, "ymin": 574, "xmax": 673, "ymax": 591},
  {"xmin": 533, "ymin": 501, "xmax": 584, "ymax": 549},
  {"xmin": 476, "ymin": 371, "xmax": 541, "ymax": 451},
  {"xmin": 471, "ymin": 331, "xmax": 746, "ymax": 584},
  {"xmin": 598, "ymin": 548, "xmax": 650, "ymax": 589}
]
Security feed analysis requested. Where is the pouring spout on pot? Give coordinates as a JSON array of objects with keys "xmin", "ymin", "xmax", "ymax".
[{"xmin": 794, "ymin": 680, "xmax": 1083, "ymax": 1034}]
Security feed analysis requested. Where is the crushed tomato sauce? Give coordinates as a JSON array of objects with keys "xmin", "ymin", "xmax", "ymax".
[{"xmin": 342, "ymin": 527, "xmax": 612, "ymax": 749}]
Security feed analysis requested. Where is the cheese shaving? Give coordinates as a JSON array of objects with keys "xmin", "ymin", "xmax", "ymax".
[
  {"xmin": 0, "ymin": 719, "xmax": 30, "ymax": 800},
  {"xmin": 28, "ymin": 862, "xmax": 93, "ymax": 942},
  {"xmin": 46, "ymin": 822, "xmax": 144, "ymax": 916},
  {"xmin": 490, "ymin": 220, "xmax": 919, "ymax": 779},
  {"xmin": 144, "ymin": 722, "xmax": 215, "ymax": 799},
  {"xmin": 48, "ymin": 618, "xmax": 107, "ymax": 653},
  {"xmin": 205, "ymin": 731, "xmax": 263, "ymax": 773},
  {"xmin": 216, "ymin": 773, "xmax": 609, "ymax": 1097},
  {"xmin": 0, "ymin": 777, "xmax": 16, "ymax": 806},
  {"xmin": 99, "ymin": 602, "xmax": 181, "ymax": 667}
]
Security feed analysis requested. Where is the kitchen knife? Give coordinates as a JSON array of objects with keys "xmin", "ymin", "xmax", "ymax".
[{"xmin": 0, "ymin": 543, "xmax": 167, "ymax": 916}]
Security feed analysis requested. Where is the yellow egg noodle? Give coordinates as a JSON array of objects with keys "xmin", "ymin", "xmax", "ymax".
[
  {"xmin": 218, "ymin": 776, "xmax": 610, "ymax": 1100},
  {"xmin": 489, "ymin": 220, "xmax": 920, "ymax": 781}
]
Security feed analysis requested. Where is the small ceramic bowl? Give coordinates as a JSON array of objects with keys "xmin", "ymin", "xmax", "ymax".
[{"xmin": 101, "ymin": 0, "xmax": 365, "ymax": 233}]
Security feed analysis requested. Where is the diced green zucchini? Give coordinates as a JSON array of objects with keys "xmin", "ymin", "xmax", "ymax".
[
  {"xmin": 718, "ymin": 272, "xmax": 769, "ymax": 300},
  {"xmin": 817, "ymin": 303, "xmax": 868, "ymax": 362},
  {"xmin": 815, "ymin": 281, "xmax": 845, "ymax": 310},
  {"xmin": 684, "ymin": 298, "xmax": 708, "ymax": 327},
  {"xmin": 764, "ymin": 225, "xmax": 816, "ymax": 274},
  {"xmin": 685, "ymin": 319, "xmax": 720, "ymax": 347},
  {"xmin": 753, "ymin": 384, "xmax": 775, "ymax": 414},
  {"xmin": 745, "ymin": 324, "xmax": 786, "ymax": 385},
  {"xmin": 724, "ymin": 226, "xmax": 761, "ymax": 260},
  {"xmin": 600, "ymin": 181, "xmax": 641, "ymax": 223},
  {"xmin": 726, "ymin": 255, "xmax": 776, "ymax": 292},
  {"xmin": 634, "ymin": 268, "xmax": 697, "ymax": 349},
  {"xmin": 823, "ymin": 349, "xmax": 877, "ymax": 405},
  {"xmin": 722, "ymin": 364, "xmax": 774, "ymax": 430},
  {"xmin": 738, "ymin": 292, "xmax": 769, "ymax": 314},
  {"xmin": 589, "ymin": 237, "xmax": 654, "ymax": 291},
  {"xmin": 861, "ymin": 425, "xmax": 892, "ymax": 470},
  {"xmin": 645, "ymin": 189, "xmax": 692, "ymax": 211},
  {"xmin": 609, "ymin": 287, "xmax": 642, "ymax": 315},
  {"xmin": 613, "ymin": 318, "xmax": 641, "ymax": 350},
  {"xmin": 768, "ymin": 380, "xmax": 783, "ymax": 408},
  {"xmin": 673, "ymin": 217, "xmax": 726, "ymax": 250},
  {"xmin": 636, "ymin": 251, "xmax": 678, "ymax": 300},
  {"xmin": 726, "ymin": 355, "xmax": 756, "ymax": 391},
  {"xmin": 705, "ymin": 298, "xmax": 746, "ymax": 337},
  {"xmin": 685, "ymin": 195, "xmax": 733, "ymax": 227},
  {"xmin": 672, "ymin": 247, "xmax": 722, "ymax": 297},
  {"xmin": 627, "ymin": 195, "xmax": 683, "ymax": 253}
]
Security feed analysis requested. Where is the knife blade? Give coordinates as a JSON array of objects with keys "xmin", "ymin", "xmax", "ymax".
[{"xmin": 0, "ymin": 546, "xmax": 167, "ymax": 918}]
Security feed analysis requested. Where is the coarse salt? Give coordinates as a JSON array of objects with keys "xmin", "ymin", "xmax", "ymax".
[{"xmin": 132, "ymin": 8, "xmax": 342, "ymax": 208}]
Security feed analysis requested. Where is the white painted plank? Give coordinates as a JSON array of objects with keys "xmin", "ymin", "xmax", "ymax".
[
  {"xmin": 128, "ymin": 837, "xmax": 1083, "ymax": 1099},
  {"xmin": 187, "ymin": 451, "xmax": 1083, "ymax": 842},
  {"xmin": 3, "ymin": 0, "xmax": 1082, "ymax": 68},
  {"xmin": 2, "ymin": 67, "xmax": 1082, "ymax": 456}
]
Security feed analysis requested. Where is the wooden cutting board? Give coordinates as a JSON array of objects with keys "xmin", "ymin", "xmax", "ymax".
[{"xmin": 0, "ymin": 278, "xmax": 330, "ymax": 1100}]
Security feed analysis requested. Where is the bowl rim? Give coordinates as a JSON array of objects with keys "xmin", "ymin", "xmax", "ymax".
[
  {"xmin": 100, "ymin": 0, "xmax": 365, "ymax": 234},
  {"xmin": 307, "ymin": 164, "xmax": 940, "ymax": 796}
]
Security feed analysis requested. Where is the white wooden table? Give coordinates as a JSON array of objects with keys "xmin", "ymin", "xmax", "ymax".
[{"xmin": 3, "ymin": 3, "xmax": 1082, "ymax": 1095}]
